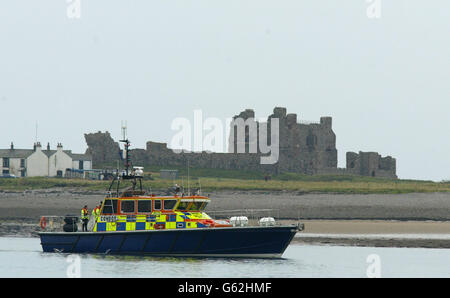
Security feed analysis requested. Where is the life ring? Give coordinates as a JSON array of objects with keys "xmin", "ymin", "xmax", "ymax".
[{"xmin": 40, "ymin": 216, "xmax": 47, "ymax": 230}]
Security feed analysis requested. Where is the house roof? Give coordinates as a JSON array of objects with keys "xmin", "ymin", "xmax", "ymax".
[
  {"xmin": 41, "ymin": 150, "xmax": 56, "ymax": 157},
  {"xmin": 41, "ymin": 149, "xmax": 71, "ymax": 157},
  {"xmin": 41, "ymin": 150, "xmax": 91, "ymax": 161},
  {"xmin": 68, "ymin": 153, "xmax": 92, "ymax": 161},
  {"xmin": 0, "ymin": 148, "xmax": 91, "ymax": 161},
  {"xmin": 41, "ymin": 149, "xmax": 72, "ymax": 157},
  {"xmin": 0, "ymin": 149, "xmax": 34, "ymax": 159}
]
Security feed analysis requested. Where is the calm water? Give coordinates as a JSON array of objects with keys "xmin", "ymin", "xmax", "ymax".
[{"xmin": 0, "ymin": 237, "xmax": 449, "ymax": 278}]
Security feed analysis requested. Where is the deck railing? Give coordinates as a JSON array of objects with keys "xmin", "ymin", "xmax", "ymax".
[{"xmin": 207, "ymin": 208, "xmax": 281, "ymax": 225}]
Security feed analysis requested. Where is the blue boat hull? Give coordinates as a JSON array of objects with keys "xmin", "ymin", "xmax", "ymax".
[{"xmin": 39, "ymin": 225, "xmax": 298, "ymax": 258}]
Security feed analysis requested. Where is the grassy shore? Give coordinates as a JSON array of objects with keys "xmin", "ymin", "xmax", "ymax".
[{"xmin": 0, "ymin": 170, "xmax": 449, "ymax": 194}]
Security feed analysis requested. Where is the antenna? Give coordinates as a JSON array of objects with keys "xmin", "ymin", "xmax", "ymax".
[
  {"xmin": 119, "ymin": 120, "xmax": 131, "ymax": 177},
  {"xmin": 121, "ymin": 120, "xmax": 127, "ymax": 140},
  {"xmin": 187, "ymin": 159, "xmax": 190, "ymax": 196},
  {"xmin": 181, "ymin": 176, "xmax": 185, "ymax": 195},
  {"xmin": 35, "ymin": 121, "xmax": 38, "ymax": 143}
]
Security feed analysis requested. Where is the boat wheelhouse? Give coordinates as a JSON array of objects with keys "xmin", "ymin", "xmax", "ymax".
[{"xmin": 95, "ymin": 194, "xmax": 231, "ymax": 233}]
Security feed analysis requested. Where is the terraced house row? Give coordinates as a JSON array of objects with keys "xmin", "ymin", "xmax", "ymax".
[{"xmin": 0, "ymin": 142, "xmax": 92, "ymax": 177}]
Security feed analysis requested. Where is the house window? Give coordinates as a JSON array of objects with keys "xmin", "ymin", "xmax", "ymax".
[
  {"xmin": 2, "ymin": 158, "xmax": 9, "ymax": 168},
  {"xmin": 20, "ymin": 159, "xmax": 25, "ymax": 168},
  {"xmin": 79, "ymin": 160, "xmax": 84, "ymax": 170},
  {"xmin": 2, "ymin": 170, "xmax": 9, "ymax": 175}
]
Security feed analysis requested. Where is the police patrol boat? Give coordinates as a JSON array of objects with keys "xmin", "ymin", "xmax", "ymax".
[{"xmin": 38, "ymin": 139, "xmax": 303, "ymax": 258}]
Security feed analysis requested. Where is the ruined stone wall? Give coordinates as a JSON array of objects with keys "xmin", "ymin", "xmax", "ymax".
[
  {"xmin": 143, "ymin": 141, "xmax": 274, "ymax": 173},
  {"xmin": 345, "ymin": 151, "xmax": 397, "ymax": 178},
  {"xmin": 84, "ymin": 107, "xmax": 397, "ymax": 178},
  {"xmin": 84, "ymin": 131, "xmax": 120, "ymax": 166},
  {"xmin": 227, "ymin": 107, "xmax": 337, "ymax": 175}
]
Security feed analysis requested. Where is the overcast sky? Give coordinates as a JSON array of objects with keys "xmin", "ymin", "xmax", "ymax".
[{"xmin": 0, "ymin": 1, "xmax": 449, "ymax": 181}]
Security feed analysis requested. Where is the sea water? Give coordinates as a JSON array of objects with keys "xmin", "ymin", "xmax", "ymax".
[{"xmin": 0, "ymin": 237, "xmax": 449, "ymax": 278}]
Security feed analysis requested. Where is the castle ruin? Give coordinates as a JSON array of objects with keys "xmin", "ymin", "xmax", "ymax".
[{"xmin": 84, "ymin": 107, "xmax": 397, "ymax": 178}]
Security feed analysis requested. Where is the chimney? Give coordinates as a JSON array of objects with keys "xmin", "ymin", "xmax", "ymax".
[
  {"xmin": 47, "ymin": 142, "xmax": 50, "ymax": 151},
  {"xmin": 57, "ymin": 143, "xmax": 63, "ymax": 151},
  {"xmin": 10, "ymin": 142, "xmax": 14, "ymax": 150},
  {"xmin": 35, "ymin": 142, "xmax": 42, "ymax": 152}
]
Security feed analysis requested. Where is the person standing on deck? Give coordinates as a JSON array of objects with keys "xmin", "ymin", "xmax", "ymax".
[
  {"xmin": 81, "ymin": 205, "xmax": 89, "ymax": 232},
  {"xmin": 93, "ymin": 202, "xmax": 101, "ymax": 221}
]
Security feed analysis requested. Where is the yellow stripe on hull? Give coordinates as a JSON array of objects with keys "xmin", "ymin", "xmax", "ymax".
[{"xmin": 94, "ymin": 211, "xmax": 208, "ymax": 232}]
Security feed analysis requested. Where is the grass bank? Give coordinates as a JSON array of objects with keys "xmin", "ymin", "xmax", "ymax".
[{"xmin": 0, "ymin": 171, "xmax": 449, "ymax": 194}]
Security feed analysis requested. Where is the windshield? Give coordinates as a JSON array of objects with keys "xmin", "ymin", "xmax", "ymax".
[
  {"xmin": 188, "ymin": 201, "xmax": 207, "ymax": 211},
  {"xmin": 177, "ymin": 201, "xmax": 190, "ymax": 211},
  {"xmin": 163, "ymin": 199, "xmax": 177, "ymax": 210}
]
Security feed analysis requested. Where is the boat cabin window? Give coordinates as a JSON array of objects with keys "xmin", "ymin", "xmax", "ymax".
[
  {"xmin": 163, "ymin": 199, "xmax": 177, "ymax": 210},
  {"xmin": 154, "ymin": 200, "xmax": 161, "ymax": 210},
  {"xmin": 189, "ymin": 201, "xmax": 207, "ymax": 211},
  {"xmin": 121, "ymin": 200, "xmax": 135, "ymax": 213},
  {"xmin": 137, "ymin": 200, "xmax": 152, "ymax": 213},
  {"xmin": 102, "ymin": 199, "xmax": 118, "ymax": 215},
  {"xmin": 177, "ymin": 201, "xmax": 190, "ymax": 211}
]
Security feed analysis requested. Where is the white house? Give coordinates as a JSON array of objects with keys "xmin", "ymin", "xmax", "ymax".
[
  {"xmin": 0, "ymin": 142, "xmax": 92, "ymax": 177},
  {"xmin": 0, "ymin": 143, "xmax": 31, "ymax": 177},
  {"xmin": 69, "ymin": 153, "xmax": 92, "ymax": 171},
  {"xmin": 46, "ymin": 143, "xmax": 74, "ymax": 177},
  {"xmin": 26, "ymin": 143, "xmax": 48, "ymax": 177}
]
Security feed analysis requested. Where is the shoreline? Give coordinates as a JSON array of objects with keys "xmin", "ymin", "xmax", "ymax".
[
  {"xmin": 289, "ymin": 219, "xmax": 450, "ymax": 248},
  {"xmin": 0, "ymin": 189, "xmax": 449, "ymax": 248},
  {"xmin": 1, "ymin": 218, "xmax": 449, "ymax": 249},
  {"xmin": 4, "ymin": 189, "xmax": 450, "ymax": 220}
]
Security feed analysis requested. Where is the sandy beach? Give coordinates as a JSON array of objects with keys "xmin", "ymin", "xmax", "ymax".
[
  {"xmin": 291, "ymin": 220, "xmax": 450, "ymax": 248},
  {"xmin": 1, "ymin": 190, "xmax": 450, "ymax": 220},
  {"xmin": 1, "ymin": 189, "xmax": 449, "ymax": 248}
]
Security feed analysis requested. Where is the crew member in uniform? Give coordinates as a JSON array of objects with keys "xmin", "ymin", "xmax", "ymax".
[
  {"xmin": 81, "ymin": 205, "xmax": 89, "ymax": 232},
  {"xmin": 93, "ymin": 202, "xmax": 101, "ymax": 221}
]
